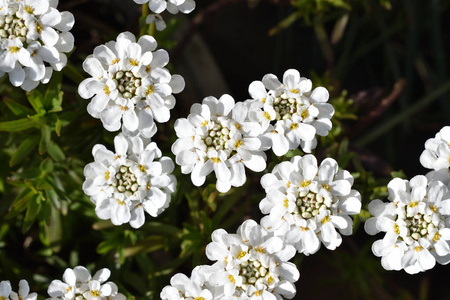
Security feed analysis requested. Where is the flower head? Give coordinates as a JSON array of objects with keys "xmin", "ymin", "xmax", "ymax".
[
  {"xmin": 365, "ymin": 175, "xmax": 450, "ymax": 274},
  {"xmin": 259, "ymin": 154, "xmax": 361, "ymax": 255},
  {"xmin": 83, "ymin": 133, "xmax": 176, "ymax": 228},
  {"xmin": 78, "ymin": 32, "xmax": 184, "ymax": 137},
  {"xmin": 0, "ymin": 0, "xmax": 74, "ymax": 90},
  {"xmin": 204, "ymin": 220, "xmax": 299, "ymax": 299},
  {"xmin": 247, "ymin": 69, "xmax": 334, "ymax": 155},
  {"xmin": 133, "ymin": 0, "xmax": 195, "ymax": 15},
  {"xmin": 172, "ymin": 94, "xmax": 266, "ymax": 192}
]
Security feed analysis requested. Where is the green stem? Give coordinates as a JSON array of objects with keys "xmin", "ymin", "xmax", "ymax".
[{"xmin": 139, "ymin": 4, "xmax": 150, "ymax": 37}]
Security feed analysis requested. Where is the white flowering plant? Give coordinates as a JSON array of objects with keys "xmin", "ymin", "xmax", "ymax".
[{"xmin": 3, "ymin": 0, "xmax": 450, "ymax": 299}]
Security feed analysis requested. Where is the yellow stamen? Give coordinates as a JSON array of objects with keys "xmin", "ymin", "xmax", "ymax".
[
  {"xmin": 116, "ymin": 199, "xmax": 125, "ymax": 205},
  {"xmin": 409, "ymin": 201, "xmax": 418, "ymax": 208},
  {"xmin": 301, "ymin": 109, "xmax": 308, "ymax": 119},
  {"xmin": 129, "ymin": 59, "xmax": 139, "ymax": 66},
  {"xmin": 234, "ymin": 139, "xmax": 243, "ymax": 148},
  {"xmin": 283, "ymin": 198, "xmax": 289, "ymax": 208},
  {"xmin": 415, "ymin": 246, "xmax": 423, "ymax": 252},
  {"xmin": 264, "ymin": 111, "xmax": 271, "ymax": 120},
  {"xmin": 103, "ymin": 85, "xmax": 111, "ymax": 95},
  {"xmin": 434, "ymin": 232, "xmax": 441, "ymax": 242},
  {"xmin": 322, "ymin": 184, "xmax": 330, "ymax": 191},
  {"xmin": 301, "ymin": 180, "xmax": 310, "ymax": 187},
  {"xmin": 228, "ymin": 275, "xmax": 235, "ymax": 283},
  {"xmin": 104, "ymin": 171, "xmax": 110, "ymax": 180},
  {"xmin": 201, "ymin": 120, "xmax": 208, "ymax": 127},
  {"xmin": 254, "ymin": 246, "xmax": 265, "ymax": 253},
  {"xmin": 430, "ymin": 205, "xmax": 438, "ymax": 213},
  {"xmin": 237, "ymin": 251, "xmax": 246, "ymax": 259},
  {"xmin": 9, "ymin": 46, "xmax": 20, "ymax": 53},
  {"xmin": 146, "ymin": 85, "xmax": 154, "ymax": 95},
  {"xmin": 321, "ymin": 215, "xmax": 330, "ymax": 224},
  {"xmin": 36, "ymin": 22, "xmax": 43, "ymax": 34},
  {"xmin": 119, "ymin": 105, "xmax": 128, "ymax": 111},
  {"xmin": 290, "ymin": 123, "xmax": 298, "ymax": 130},
  {"xmin": 211, "ymin": 157, "xmax": 221, "ymax": 163},
  {"xmin": 290, "ymin": 88, "xmax": 299, "ymax": 94},
  {"xmin": 24, "ymin": 5, "xmax": 34, "ymax": 14},
  {"xmin": 138, "ymin": 164, "xmax": 146, "ymax": 172},
  {"xmin": 111, "ymin": 58, "xmax": 119, "ymax": 65},
  {"xmin": 234, "ymin": 122, "xmax": 241, "ymax": 130},
  {"xmin": 394, "ymin": 224, "xmax": 400, "ymax": 235},
  {"xmin": 91, "ymin": 290, "xmax": 100, "ymax": 297}
]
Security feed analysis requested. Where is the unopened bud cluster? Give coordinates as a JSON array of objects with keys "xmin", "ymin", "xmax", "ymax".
[
  {"xmin": 296, "ymin": 190, "xmax": 329, "ymax": 220},
  {"xmin": 113, "ymin": 71, "xmax": 142, "ymax": 99},
  {"xmin": 405, "ymin": 211, "xmax": 435, "ymax": 241},
  {"xmin": 272, "ymin": 94, "xmax": 303, "ymax": 121},
  {"xmin": 238, "ymin": 258, "xmax": 269, "ymax": 286},
  {"xmin": 0, "ymin": 7, "xmax": 27, "ymax": 42},
  {"xmin": 111, "ymin": 165, "xmax": 139, "ymax": 196},
  {"xmin": 203, "ymin": 121, "xmax": 231, "ymax": 153}
]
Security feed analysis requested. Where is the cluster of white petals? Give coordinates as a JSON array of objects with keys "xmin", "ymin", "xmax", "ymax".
[
  {"xmin": 246, "ymin": 69, "xmax": 334, "ymax": 156},
  {"xmin": 0, "ymin": 280, "xmax": 37, "ymax": 300},
  {"xmin": 78, "ymin": 31, "xmax": 185, "ymax": 138},
  {"xmin": 365, "ymin": 175, "xmax": 450, "ymax": 274},
  {"xmin": 160, "ymin": 266, "xmax": 214, "ymax": 300},
  {"xmin": 0, "ymin": 0, "xmax": 75, "ymax": 90},
  {"xmin": 420, "ymin": 126, "xmax": 450, "ymax": 186},
  {"xmin": 203, "ymin": 219, "xmax": 299, "ymax": 299},
  {"xmin": 133, "ymin": 0, "xmax": 195, "ymax": 30},
  {"xmin": 259, "ymin": 154, "xmax": 361, "ymax": 255},
  {"xmin": 172, "ymin": 94, "xmax": 267, "ymax": 193},
  {"xmin": 47, "ymin": 266, "xmax": 125, "ymax": 300},
  {"xmin": 83, "ymin": 133, "xmax": 176, "ymax": 228}
]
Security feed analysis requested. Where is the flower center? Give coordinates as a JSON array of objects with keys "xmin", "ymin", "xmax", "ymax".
[
  {"xmin": 238, "ymin": 257, "xmax": 269, "ymax": 286},
  {"xmin": 113, "ymin": 71, "xmax": 142, "ymax": 99},
  {"xmin": 0, "ymin": 7, "xmax": 29, "ymax": 42},
  {"xmin": 295, "ymin": 190, "xmax": 329, "ymax": 219},
  {"xmin": 112, "ymin": 165, "xmax": 139, "ymax": 196},
  {"xmin": 203, "ymin": 121, "xmax": 231, "ymax": 153},
  {"xmin": 404, "ymin": 212, "xmax": 435, "ymax": 241}
]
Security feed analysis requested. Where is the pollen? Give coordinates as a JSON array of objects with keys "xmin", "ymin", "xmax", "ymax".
[
  {"xmin": 301, "ymin": 109, "xmax": 309, "ymax": 119},
  {"xmin": 103, "ymin": 85, "xmax": 111, "ymax": 95},
  {"xmin": 211, "ymin": 157, "xmax": 221, "ymax": 163},
  {"xmin": 228, "ymin": 275, "xmax": 235, "ymax": 283},
  {"xmin": 409, "ymin": 201, "xmax": 418, "ymax": 208},
  {"xmin": 321, "ymin": 215, "xmax": 330, "ymax": 224},
  {"xmin": 433, "ymin": 232, "xmax": 441, "ymax": 242},
  {"xmin": 129, "ymin": 59, "xmax": 139, "ymax": 66},
  {"xmin": 36, "ymin": 22, "xmax": 43, "ymax": 34},
  {"xmin": 301, "ymin": 180, "xmax": 311, "ymax": 187},
  {"xmin": 146, "ymin": 181, "xmax": 151, "ymax": 191},
  {"xmin": 111, "ymin": 58, "xmax": 119, "ymax": 65},
  {"xmin": 201, "ymin": 120, "xmax": 209, "ymax": 127},
  {"xmin": 290, "ymin": 122, "xmax": 298, "ymax": 130},
  {"xmin": 91, "ymin": 290, "xmax": 100, "ymax": 297},
  {"xmin": 234, "ymin": 139, "xmax": 243, "ymax": 148},
  {"xmin": 268, "ymin": 276, "xmax": 274, "ymax": 284},
  {"xmin": 286, "ymin": 181, "xmax": 291, "ymax": 188},
  {"xmin": 9, "ymin": 46, "xmax": 20, "ymax": 53},
  {"xmin": 322, "ymin": 184, "xmax": 330, "ymax": 191},
  {"xmin": 138, "ymin": 164, "xmax": 146, "ymax": 172},
  {"xmin": 114, "ymin": 155, "xmax": 121, "ymax": 160},
  {"xmin": 264, "ymin": 111, "xmax": 271, "ymax": 120},
  {"xmin": 394, "ymin": 223, "xmax": 400, "ymax": 235},
  {"xmin": 254, "ymin": 246, "xmax": 265, "ymax": 253},
  {"xmin": 195, "ymin": 298, "xmax": 205, "ymax": 300},
  {"xmin": 234, "ymin": 122, "xmax": 241, "ymax": 130},
  {"xmin": 104, "ymin": 171, "xmax": 110, "ymax": 180},
  {"xmin": 290, "ymin": 88, "xmax": 299, "ymax": 94},
  {"xmin": 24, "ymin": 5, "xmax": 34, "ymax": 13},
  {"xmin": 116, "ymin": 199, "xmax": 125, "ymax": 205},
  {"xmin": 301, "ymin": 226, "xmax": 308, "ymax": 231},
  {"xmin": 119, "ymin": 105, "xmax": 128, "ymax": 111},
  {"xmin": 430, "ymin": 205, "xmax": 438, "ymax": 213},
  {"xmin": 237, "ymin": 251, "xmax": 247, "ymax": 259},
  {"xmin": 254, "ymin": 290, "xmax": 262, "ymax": 296},
  {"xmin": 415, "ymin": 246, "xmax": 423, "ymax": 252},
  {"xmin": 146, "ymin": 85, "xmax": 154, "ymax": 95},
  {"xmin": 283, "ymin": 198, "xmax": 289, "ymax": 208}
]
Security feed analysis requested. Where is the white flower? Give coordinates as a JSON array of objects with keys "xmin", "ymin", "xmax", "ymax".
[
  {"xmin": 9, "ymin": 280, "xmax": 37, "ymax": 300},
  {"xmin": 83, "ymin": 133, "xmax": 176, "ymax": 228},
  {"xmin": 259, "ymin": 154, "xmax": 361, "ymax": 255},
  {"xmin": 171, "ymin": 94, "xmax": 266, "ymax": 193},
  {"xmin": 247, "ymin": 69, "xmax": 334, "ymax": 155},
  {"xmin": 205, "ymin": 220, "xmax": 299, "ymax": 299},
  {"xmin": 420, "ymin": 126, "xmax": 450, "ymax": 188},
  {"xmin": 160, "ymin": 266, "xmax": 214, "ymax": 300},
  {"xmin": 78, "ymin": 32, "xmax": 184, "ymax": 137},
  {"xmin": 0, "ymin": 281, "xmax": 12, "ymax": 300},
  {"xmin": 47, "ymin": 266, "xmax": 125, "ymax": 300},
  {"xmin": 0, "ymin": 0, "xmax": 74, "ymax": 90},
  {"xmin": 134, "ymin": 0, "xmax": 195, "ymax": 16},
  {"xmin": 365, "ymin": 175, "xmax": 450, "ymax": 274},
  {"xmin": 145, "ymin": 14, "xmax": 166, "ymax": 31}
]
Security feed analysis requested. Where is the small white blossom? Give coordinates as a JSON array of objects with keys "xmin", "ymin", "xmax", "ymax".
[
  {"xmin": 133, "ymin": 0, "xmax": 195, "ymax": 16},
  {"xmin": 83, "ymin": 134, "xmax": 176, "ymax": 228},
  {"xmin": 172, "ymin": 95, "xmax": 267, "ymax": 193},
  {"xmin": 0, "ymin": 0, "xmax": 74, "ymax": 90},
  {"xmin": 204, "ymin": 220, "xmax": 299, "ymax": 299},
  {"xmin": 145, "ymin": 14, "xmax": 166, "ymax": 31},
  {"xmin": 420, "ymin": 126, "xmax": 450, "ymax": 187},
  {"xmin": 247, "ymin": 69, "xmax": 334, "ymax": 155},
  {"xmin": 259, "ymin": 154, "xmax": 361, "ymax": 255},
  {"xmin": 78, "ymin": 32, "xmax": 184, "ymax": 137},
  {"xmin": 47, "ymin": 266, "xmax": 125, "ymax": 300},
  {"xmin": 365, "ymin": 175, "xmax": 450, "ymax": 274},
  {"xmin": 160, "ymin": 266, "xmax": 214, "ymax": 300}
]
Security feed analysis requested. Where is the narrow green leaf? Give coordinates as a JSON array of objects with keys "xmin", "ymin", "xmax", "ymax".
[
  {"xmin": 55, "ymin": 118, "xmax": 62, "ymax": 136},
  {"xmin": 22, "ymin": 195, "xmax": 41, "ymax": 233},
  {"xmin": 47, "ymin": 141, "xmax": 65, "ymax": 162},
  {"xmin": 9, "ymin": 136, "xmax": 39, "ymax": 166},
  {"xmin": 40, "ymin": 158, "xmax": 54, "ymax": 173},
  {"xmin": 3, "ymin": 98, "xmax": 34, "ymax": 116},
  {"xmin": 39, "ymin": 125, "xmax": 51, "ymax": 154},
  {"xmin": 7, "ymin": 190, "xmax": 34, "ymax": 219},
  {"xmin": 0, "ymin": 118, "xmax": 36, "ymax": 132},
  {"xmin": 26, "ymin": 90, "xmax": 45, "ymax": 113},
  {"xmin": 44, "ymin": 71, "xmax": 62, "ymax": 111}
]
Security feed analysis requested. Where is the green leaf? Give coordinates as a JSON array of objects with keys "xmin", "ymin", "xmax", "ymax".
[
  {"xmin": 43, "ymin": 71, "xmax": 62, "ymax": 111},
  {"xmin": 9, "ymin": 136, "xmax": 39, "ymax": 166},
  {"xmin": 39, "ymin": 125, "xmax": 51, "ymax": 154},
  {"xmin": 22, "ymin": 195, "xmax": 41, "ymax": 233},
  {"xmin": 55, "ymin": 118, "xmax": 62, "ymax": 136},
  {"xmin": 0, "ymin": 118, "xmax": 36, "ymax": 132},
  {"xmin": 40, "ymin": 158, "xmax": 54, "ymax": 173},
  {"xmin": 7, "ymin": 190, "xmax": 34, "ymax": 219},
  {"xmin": 26, "ymin": 90, "xmax": 45, "ymax": 113},
  {"xmin": 47, "ymin": 141, "xmax": 65, "ymax": 162},
  {"xmin": 3, "ymin": 98, "xmax": 34, "ymax": 116}
]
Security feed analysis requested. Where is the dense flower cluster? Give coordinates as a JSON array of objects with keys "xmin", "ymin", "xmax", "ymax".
[
  {"xmin": 161, "ymin": 220, "xmax": 300, "ymax": 299},
  {"xmin": 83, "ymin": 134, "xmax": 176, "ymax": 228},
  {"xmin": 47, "ymin": 266, "xmax": 125, "ymax": 300},
  {"xmin": 0, "ymin": 0, "xmax": 74, "ymax": 90},
  {"xmin": 259, "ymin": 154, "xmax": 361, "ymax": 255},
  {"xmin": 365, "ymin": 175, "xmax": 450, "ymax": 274},
  {"xmin": 172, "ymin": 94, "xmax": 267, "ymax": 193},
  {"xmin": 246, "ymin": 69, "xmax": 334, "ymax": 156},
  {"xmin": 78, "ymin": 31, "xmax": 184, "ymax": 137}
]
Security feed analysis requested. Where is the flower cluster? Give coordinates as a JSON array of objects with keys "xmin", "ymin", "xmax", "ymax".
[
  {"xmin": 47, "ymin": 266, "xmax": 125, "ymax": 300},
  {"xmin": 0, "ymin": 0, "xmax": 74, "ymax": 90},
  {"xmin": 83, "ymin": 134, "xmax": 176, "ymax": 228},
  {"xmin": 78, "ymin": 31, "xmax": 184, "ymax": 138},
  {"xmin": 0, "ymin": 280, "xmax": 37, "ymax": 300},
  {"xmin": 365, "ymin": 175, "xmax": 450, "ymax": 274},
  {"xmin": 172, "ymin": 94, "xmax": 267, "ymax": 193},
  {"xmin": 420, "ymin": 126, "xmax": 450, "ymax": 186},
  {"xmin": 246, "ymin": 69, "xmax": 334, "ymax": 156},
  {"xmin": 161, "ymin": 219, "xmax": 300, "ymax": 299},
  {"xmin": 133, "ymin": 0, "xmax": 196, "ymax": 30},
  {"xmin": 259, "ymin": 154, "xmax": 361, "ymax": 255}
]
